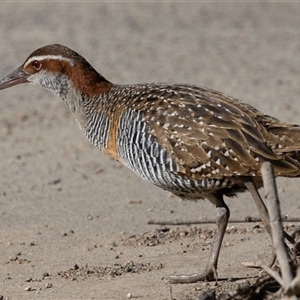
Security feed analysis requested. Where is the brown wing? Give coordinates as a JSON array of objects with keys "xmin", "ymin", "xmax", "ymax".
[{"xmin": 141, "ymin": 84, "xmax": 300, "ymax": 179}]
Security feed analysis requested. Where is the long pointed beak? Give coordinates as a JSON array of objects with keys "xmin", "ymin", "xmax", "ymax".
[{"xmin": 0, "ymin": 66, "xmax": 29, "ymax": 90}]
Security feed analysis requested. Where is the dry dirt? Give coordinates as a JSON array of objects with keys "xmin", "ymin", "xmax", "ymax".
[{"xmin": 1, "ymin": 3, "xmax": 300, "ymax": 300}]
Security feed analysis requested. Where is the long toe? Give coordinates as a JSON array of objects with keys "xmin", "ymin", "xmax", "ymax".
[{"xmin": 163, "ymin": 268, "xmax": 215, "ymax": 284}]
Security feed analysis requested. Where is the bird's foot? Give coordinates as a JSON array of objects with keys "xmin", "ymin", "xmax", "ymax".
[{"xmin": 163, "ymin": 268, "xmax": 216, "ymax": 284}]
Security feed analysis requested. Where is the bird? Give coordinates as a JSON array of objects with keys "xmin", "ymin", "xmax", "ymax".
[{"xmin": 0, "ymin": 44, "xmax": 300, "ymax": 283}]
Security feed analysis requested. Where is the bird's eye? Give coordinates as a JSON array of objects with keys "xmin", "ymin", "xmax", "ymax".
[{"xmin": 32, "ymin": 60, "xmax": 41, "ymax": 70}]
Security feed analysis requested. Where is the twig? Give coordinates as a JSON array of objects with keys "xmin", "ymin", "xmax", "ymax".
[
  {"xmin": 258, "ymin": 259, "xmax": 285, "ymax": 287},
  {"xmin": 169, "ymin": 285, "xmax": 173, "ymax": 300},
  {"xmin": 261, "ymin": 162, "xmax": 295, "ymax": 297},
  {"xmin": 147, "ymin": 216, "xmax": 300, "ymax": 226},
  {"xmin": 287, "ymin": 267, "xmax": 300, "ymax": 296}
]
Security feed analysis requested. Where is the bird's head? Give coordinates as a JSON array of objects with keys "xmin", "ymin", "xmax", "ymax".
[{"xmin": 0, "ymin": 44, "xmax": 111, "ymax": 99}]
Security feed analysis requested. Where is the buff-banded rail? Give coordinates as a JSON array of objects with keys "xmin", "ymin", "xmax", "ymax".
[{"xmin": 1, "ymin": 44, "xmax": 300, "ymax": 283}]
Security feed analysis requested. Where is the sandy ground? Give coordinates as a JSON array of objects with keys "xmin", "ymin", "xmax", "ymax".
[{"xmin": 0, "ymin": 3, "xmax": 300, "ymax": 300}]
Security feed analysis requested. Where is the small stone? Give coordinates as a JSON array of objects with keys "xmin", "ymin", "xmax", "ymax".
[
  {"xmin": 127, "ymin": 293, "xmax": 132, "ymax": 299},
  {"xmin": 24, "ymin": 286, "xmax": 32, "ymax": 291},
  {"xmin": 9, "ymin": 256, "xmax": 18, "ymax": 261},
  {"xmin": 253, "ymin": 228, "xmax": 262, "ymax": 234},
  {"xmin": 243, "ymin": 279, "xmax": 251, "ymax": 286},
  {"xmin": 45, "ymin": 283, "xmax": 52, "ymax": 289},
  {"xmin": 49, "ymin": 178, "xmax": 61, "ymax": 185},
  {"xmin": 223, "ymin": 241, "xmax": 232, "ymax": 247}
]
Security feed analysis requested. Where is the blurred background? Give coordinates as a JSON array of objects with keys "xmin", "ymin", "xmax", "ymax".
[{"xmin": 0, "ymin": 3, "xmax": 300, "ymax": 298}]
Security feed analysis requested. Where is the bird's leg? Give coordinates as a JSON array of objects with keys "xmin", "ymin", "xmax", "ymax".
[
  {"xmin": 245, "ymin": 180, "xmax": 271, "ymax": 235},
  {"xmin": 245, "ymin": 179, "xmax": 296, "ymax": 255},
  {"xmin": 164, "ymin": 194, "xmax": 230, "ymax": 284}
]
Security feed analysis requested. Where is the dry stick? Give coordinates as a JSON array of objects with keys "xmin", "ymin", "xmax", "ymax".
[
  {"xmin": 169, "ymin": 285, "xmax": 173, "ymax": 300},
  {"xmin": 261, "ymin": 161, "xmax": 294, "ymax": 295},
  {"xmin": 147, "ymin": 216, "xmax": 300, "ymax": 226},
  {"xmin": 258, "ymin": 260, "xmax": 285, "ymax": 287}
]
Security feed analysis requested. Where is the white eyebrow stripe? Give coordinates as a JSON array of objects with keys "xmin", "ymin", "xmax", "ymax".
[{"xmin": 24, "ymin": 55, "xmax": 75, "ymax": 68}]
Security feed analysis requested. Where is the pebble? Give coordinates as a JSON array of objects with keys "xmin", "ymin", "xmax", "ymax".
[
  {"xmin": 24, "ymin": 286, "xmax": 32, "ymax": 291},
  {"xmin": 252, "ymin": 228, "xmax": 262, "ymax": 234},
  {"xmin": 127, "ymin": 293, "xmax": 132, "ymax": 299},
  {"xmin": 45, "ymin": 283, "xmax": 52, "ymax": 289},
  {"xmin": 243, "ymin": 279, "xmax": 251, "ymax": 286}
]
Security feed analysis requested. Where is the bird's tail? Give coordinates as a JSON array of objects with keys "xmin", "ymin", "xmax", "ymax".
[{"xmin": 268, "ymin": 124, "xmax": 300, "ymax": 176}]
